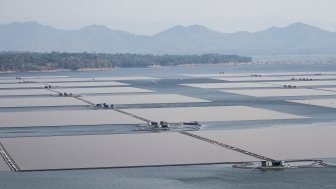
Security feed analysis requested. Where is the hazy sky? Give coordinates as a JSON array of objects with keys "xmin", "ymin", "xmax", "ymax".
[{"xmin": 1, "ymin": 0, "xmax": 336, "ymax": 34}]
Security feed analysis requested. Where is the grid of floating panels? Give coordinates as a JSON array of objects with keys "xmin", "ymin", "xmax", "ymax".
[
  {"xmin": 32, "ymin": 77, "xmax": 157, "ymax": 94},
  {"xmin": 182, "ymin": 72, "xmax": 336, "ymax": 78},
  {"xmin": 31, "ymin": 76, "xmax": 158, "ymax": 83},
  {"xmin": 47, "ymin": 81, "xmax": 129, "ymax": 88},
  {"xmin": 184, "ymin": 72, "xmax": 336, "ymax": 88},
  {"xmin": 249, "ymin": 72, "xmax": 318, "ymax": 76},
  {"xmin": 212, "ymin": 76, "xmax": 286, "ymax": 81},
  {"xmin": 181, "ymin": 72, "xmax": 336, "ymax": 97},
  {"xmin": 319, "ymin": 87, "xmax": 336, "ymax": 92},
  {"xmin": 124, "ymin": 106, "xmax": 306, "ymax": 123},
  {"xmin": 220, "ymin": 88, "xmax": 336, "ymax": 97},
  {"xmin": 0, "ymin": 73, "xmax": 331, "ymax": 172},
  {"xmin": 249, "ymin": 72, "xmax": 336, "ymax": 77},
  {"xmin": 0, "ymin": 96, "xmax": 87, "ymax": 108},
  {"xmin": 82, "ymin": 94, "xmax": 209, "ymax": 105},
  {"xmin": 22, "ymin": 76, "xmax": 69, "ymax": 79},
  {"xmin": 0, "ymin": 83, "xmax": 46, "ymax": 89},
  {"xmin": 0, "ymin": 80, "xmax": 23, "ymax": 84},
  {"xmin": 182, "ymin": 73, "xmax": 250, "ymax": 78},
  {"xmin": 261, "ymin": 80, "xmax": 336, "ymax": 87},
  {"xmin": 192, "ymin": 125, "xmax": 336, "ymax": 160},
  {"xmin": 0, "ymin": 76, "xmax": 68, "ymax": 84},
  {"xmin": 181, "ymin": 82, "xmax": 276, "ymax": 89},
  {"xmin": 0, "ymin": 133, "xmax": 259, "ymax": 171},
  {"xmin": 275, "ymin": 73, "xmax": 336, "ymax": 80},
  {"xmin": 210, "ymin": 72, "xmax": 336, "ymax": 82},
  {"xmin": 181, "ymin": 73, "xmax": 326, "ymax": 90},
  {"xmin": 0, "ymin": 109, "xmax": 145, "ymax": 128},
  {"xmin": 54, "ymin": 87, "xmax": 154, "ymax": 95},
  {"xmin": 0, "ymin": 76, "xmax": 70, "ymax": 81},
  {"xmin": 182, "ymin": 72, "xmax": 336, "ymax": 82},
  {"xmin": 0, "ymin": 76, "xmax": 167, "ymax": 128},
  {"xmin": 288, "ymin": 99, "xmax": 336, "ymax": 109},
  {"xmin": 0, "ymin": 156, "xmax": 11, "ymax": 171},
  {"xmin": 0, "ymin": 89, "xmax": 57, "ymax": 96}
]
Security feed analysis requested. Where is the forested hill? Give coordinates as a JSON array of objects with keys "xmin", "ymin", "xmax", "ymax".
[
  {"xmin": 1, "ymin": 22, "xmax": 336, "ymax": 55},
  {"xmin": 0, "ymin": 52, "xmax": 252, "ymax": 72}
]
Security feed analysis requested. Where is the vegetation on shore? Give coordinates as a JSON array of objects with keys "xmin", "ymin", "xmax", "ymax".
[{"xmin": 0, "ymin": 52, "xmax": 252, "ymax": 72}]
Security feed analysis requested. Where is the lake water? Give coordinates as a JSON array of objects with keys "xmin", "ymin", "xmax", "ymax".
[
  {"xmin": 1, "ymin": 165, "xmax": 336, "ymax": 189},
  {"xmin": 1, "ymin": 62, "xmax": 336, "ymax": 188}
]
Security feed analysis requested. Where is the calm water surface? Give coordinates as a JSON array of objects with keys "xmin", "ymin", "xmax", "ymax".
[
  {"xmin": 1, "ymin": 62, "xmax": 336, "ymax": 188},
  {"xmin": 1, "ymin": 165, "xmax": 336, "ymax": 189}
]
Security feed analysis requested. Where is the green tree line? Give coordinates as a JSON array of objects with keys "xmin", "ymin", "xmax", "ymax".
[{"xmin": 0, "ymin": 52, "xmax": 252, "ymax": 71}]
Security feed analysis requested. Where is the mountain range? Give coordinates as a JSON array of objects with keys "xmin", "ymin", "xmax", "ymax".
[{"xmin": 1, "ymin": 22, "xmax": 336, "ymax": 55}]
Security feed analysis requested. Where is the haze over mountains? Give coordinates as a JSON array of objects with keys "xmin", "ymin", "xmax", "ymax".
[{"xmin": 1, "ymin": 22, "xmax": 336, "ymax": 55}]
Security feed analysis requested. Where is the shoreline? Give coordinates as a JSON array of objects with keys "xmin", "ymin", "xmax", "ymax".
[
  {"xmin": 0, "ymin": 68, "xmax": 114, "ymax": 74},
  {"xmin": 0, "ymin": 60, "xmax": 335, "ymax": 74},
  {"xmin": 0, "ymin": 63, "xmax": 251, "ymax": 74}
]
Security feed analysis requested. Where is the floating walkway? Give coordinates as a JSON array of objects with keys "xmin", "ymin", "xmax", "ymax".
[
  {"xmin": 46, "ymin": 86, "xmax": 152, "ymax": 123},
  {"xmin": 0, "ymin": 142, "xmax": 20, "ymax": 171},
  {"xmin": 113, "ymin": 108, "xmax": 151, "ymax": 123},
  {"xmin": 180, "ymin": 131, "xmax": 275, "ymax": 161}
]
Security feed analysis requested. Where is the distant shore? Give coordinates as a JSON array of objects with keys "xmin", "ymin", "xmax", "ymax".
[
  {"xmin": 0, "ymin": 52, "xmax": 252, "ymax": 73},
  {"xmin": 0, "ymin": 62, "xmax": 261, "ymax": 74}
]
